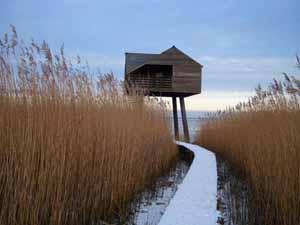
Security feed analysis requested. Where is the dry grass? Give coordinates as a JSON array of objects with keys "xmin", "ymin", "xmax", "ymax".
[
  {"xmin": 0, "ymin": 26, "xmax": 178, "ymax": 225},
  {"xmin": 196, "ymin": 59, "xmax": 300, "ymax": 225}
]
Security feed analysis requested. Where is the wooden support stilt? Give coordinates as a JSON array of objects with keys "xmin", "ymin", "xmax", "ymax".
[
  {"xmin": 180, "ymin": 97, "xmax": 190, "ymax": 142},
  {"xmin": 172, "ymin": 97, "xmax": 179, "ymax": 140}
]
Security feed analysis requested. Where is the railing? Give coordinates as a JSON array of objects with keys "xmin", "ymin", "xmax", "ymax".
[{"xmin": 128, "ymin": 76, "xmax": 172, "ymax": 89}]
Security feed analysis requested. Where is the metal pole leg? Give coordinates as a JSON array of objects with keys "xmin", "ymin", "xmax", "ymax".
[
  {"xmin": 180, "ymin": 97, "xmax": 190, "ymax": 142},
  {"xmin": 172, "ymin": 96, "xmax": 179, "ymax": 140}
]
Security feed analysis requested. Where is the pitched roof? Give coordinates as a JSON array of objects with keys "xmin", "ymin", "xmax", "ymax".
[
  {"xmin": 125, "ymin": 46, "xmax": 202, "ymax": 74},
  {"xmin": 125, "ymin": 52, "xmax": 158, "ymax": 75},
  {"xmin": 160, "ymin": 46, "xmax": 202, "ymax": 66}
]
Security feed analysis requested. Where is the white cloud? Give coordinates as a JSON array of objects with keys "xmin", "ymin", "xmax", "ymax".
[
  {"xmin": 187, "ymin": 91, "xmax": 254, "ymax": 111},
  {"xmin": 197, "ymin": 56, "xmax": 298, "ymax": 80},
  {"xmin": 163, "ymin": 91, "xmax": 254, "ymax": 111},
  {"xmin": 69, "ymin": 53, "xmax": 298, "ymax": 110},
  {"xmin": 72, "ymin": 52, "xmax": 298, "ymax": 82},
  {"xmin": 77, "ymin": 54, "xmax": 298, "ymax": 82}
]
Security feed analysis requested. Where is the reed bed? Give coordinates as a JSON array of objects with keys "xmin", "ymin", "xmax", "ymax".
[
  {"xmin": 196, "ymin": 59, "xmax": 300, "ymax": 225},
  {"xmin": 0, "ymin": 27, "xmax": 178, "ymax": 225}
]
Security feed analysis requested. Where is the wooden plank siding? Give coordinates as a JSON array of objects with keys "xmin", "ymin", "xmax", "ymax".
[{"xmin": 125, "ymin": 46, "xmax": 202, "ymax": 97}]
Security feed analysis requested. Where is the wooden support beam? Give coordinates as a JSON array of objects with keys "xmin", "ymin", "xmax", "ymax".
[
  {"xmin": 172, "ymin": 97, "xmax": 179, "ymax": 140},
  {"xmin": 180, "ymin": 97, "xmax": 190, "ymax": 142}
]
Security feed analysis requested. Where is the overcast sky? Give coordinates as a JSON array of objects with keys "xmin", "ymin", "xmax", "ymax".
[{"xmin": 1, "ymin": 0, "xmax": 299, "ymax": 110}]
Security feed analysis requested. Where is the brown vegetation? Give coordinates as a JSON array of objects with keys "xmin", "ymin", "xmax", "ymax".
[
  {"xmin": 0, "ymin": 27, "xmax": 177, "ymax": 225},
  {"xmin": 196, "ymin": 58, "xmax": 300, "ymax": 225}
]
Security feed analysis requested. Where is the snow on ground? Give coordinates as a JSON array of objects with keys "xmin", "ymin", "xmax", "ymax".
[
  {"xmin": 131, "ymin": 160, "xmax": 190, "ymax": 225},
  {"xmin": 158, "ymin": 141, "xmax": 218, "ymax": 225}
]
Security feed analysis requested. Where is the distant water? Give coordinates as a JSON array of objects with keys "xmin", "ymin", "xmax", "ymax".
[{"xmin": 169, "ymin": 110, "xmax": 213, "ymax": 142}]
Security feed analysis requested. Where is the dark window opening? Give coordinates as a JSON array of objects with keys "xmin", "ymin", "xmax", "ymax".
[
  {"xmin": 130, "ymin": 64, "xmax": 173, "ymax": 89},
  {"xmin": 128, "ymin": 64, "xmax": 172, "ymax": 89}
]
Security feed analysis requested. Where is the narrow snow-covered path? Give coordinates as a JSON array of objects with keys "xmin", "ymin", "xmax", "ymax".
[{"xmin": 158, "ymin": 141, "xmax": 218, "ymax": 225}]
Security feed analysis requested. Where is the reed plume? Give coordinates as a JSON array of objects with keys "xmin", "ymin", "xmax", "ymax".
[
  {"xmin": 196, "ymin": 58, "xmax": 300, "ymax": 225},
  {"xmin": 0, "ymin": 26, "xmax": 177, "ymax": 225}
]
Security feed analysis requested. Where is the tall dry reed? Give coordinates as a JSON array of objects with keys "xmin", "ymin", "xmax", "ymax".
[
  {"xmin": 196, "ymin": 58, "xmax": 300, "ymax": 225},
  {"xmin": 0, "ymin": 26, "xmax": 178, "ymax": 225}
]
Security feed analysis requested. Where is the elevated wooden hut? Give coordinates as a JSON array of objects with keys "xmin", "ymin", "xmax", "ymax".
[{"xmin": 125, "ymin": 46, "xmax": 202, "ymax": 142}]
